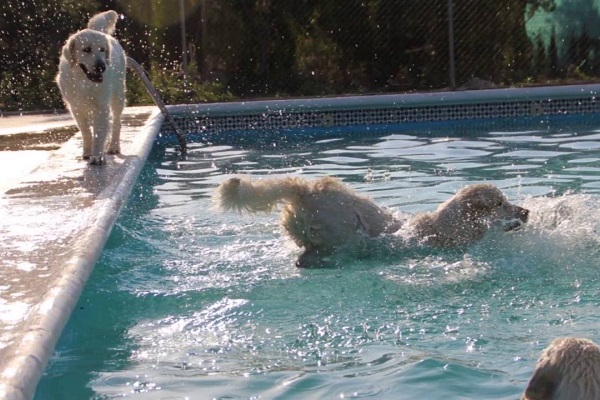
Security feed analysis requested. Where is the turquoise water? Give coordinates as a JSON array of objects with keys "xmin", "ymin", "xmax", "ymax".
[{"xmin": 36, "ymin": 117, "xmax": 600, "ymax": 399}]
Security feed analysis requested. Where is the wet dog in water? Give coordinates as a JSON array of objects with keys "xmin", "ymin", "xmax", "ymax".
[
  {"xmin": 215, "ymin": 176, "xmax": 529, "ymax": 267},
  {"xmin": 56, "ymin": 10, "xmax": 126, "ymax": 165}
]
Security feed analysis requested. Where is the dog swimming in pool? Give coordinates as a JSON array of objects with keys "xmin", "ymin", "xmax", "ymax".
[
  {"xmin": 56, "ymin": 10, "xmax": 126, "ymax": 165},
  {"xmin": 214, "ymin": 176, "xmax": 529, "ymax": 268}
]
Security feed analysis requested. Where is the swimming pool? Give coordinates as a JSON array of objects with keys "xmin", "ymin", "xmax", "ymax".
[{"xmin": 33, "ymin": 109, "xmax": 600, "ymax": 398}]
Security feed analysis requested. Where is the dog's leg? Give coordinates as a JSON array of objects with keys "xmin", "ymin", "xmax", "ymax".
[
  {"xmin": 89, "ymin": 106, "xmax": 110, "ymax": 165},
  {"xmin": 70, "ymin": 107, "xmax": 93, "ymax": 159},
  {"xmin": 107, "ymin": 88, "xmax": 125, "ymax": 155}
]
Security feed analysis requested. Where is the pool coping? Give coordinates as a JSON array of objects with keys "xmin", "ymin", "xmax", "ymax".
[
  {"xmin": 0, "ymin": 107, "xmax": 164, "ymax": 400},
  {"xmin": 3, "ymin": 83, "xmax": 600, "ymax": 400},
  {"xmin": 169, "ymin": 83, "xmax": 600, "ymax": 115}
]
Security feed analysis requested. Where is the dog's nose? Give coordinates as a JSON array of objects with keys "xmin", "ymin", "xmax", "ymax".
[
  {"xmin": 518, "ymin": 207, "xmax": 529, "ymax": 222},
  {"xmin": 93, "ymin": 61, "xmax": 106, "ymax": 74}
]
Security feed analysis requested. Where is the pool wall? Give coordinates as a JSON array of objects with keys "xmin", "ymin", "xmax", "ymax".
[
  {"xmin": 162, "ymin": 84, "xmax": 600, "ymax": 136},
  {"xmin": 7, "ymin": 84, "xmax": 600, "ymax": 400}
]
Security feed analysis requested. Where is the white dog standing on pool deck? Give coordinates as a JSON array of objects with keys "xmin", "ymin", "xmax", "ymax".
[{"xmin": 56, "ymin": 10, "xmax": 126, "ymax": 165}]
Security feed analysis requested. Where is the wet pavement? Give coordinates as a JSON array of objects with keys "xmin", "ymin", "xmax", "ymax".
[{"xmin": 0, "ymin": 107, "xmax": 160, "ymax": 400}]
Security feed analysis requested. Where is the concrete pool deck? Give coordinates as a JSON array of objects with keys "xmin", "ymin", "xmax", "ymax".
[{"xmin": 0, "ymin": 106, "xmax": 162, "ymax": 400}]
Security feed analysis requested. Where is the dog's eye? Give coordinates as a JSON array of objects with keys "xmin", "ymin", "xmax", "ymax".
[
  {"xmin": 99, "ymin": 47, "xmax": 106, "ymax": 52},
  {"xmin": 83, "ymin": 47, "xmax": 92, "ymax": 53},
  {"xmin": 496, "ymin": 200, "xmax": 503, "ymax": 206}
]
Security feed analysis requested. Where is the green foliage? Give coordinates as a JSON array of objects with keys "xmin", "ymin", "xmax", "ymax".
[
  {"xmin": 126, "ymin": 61, "xmax": 233, "ymax": 106},
  {"xmin": 0, "ymin": 67, "xmax": 63, "ymax": 111},
  {"xmin": 9, "ymin": 0, "xmax": 600, "ymax": 112},
  {"xmin": 0, "ymin": 0, "xmax": 99, "ymax": 111}
]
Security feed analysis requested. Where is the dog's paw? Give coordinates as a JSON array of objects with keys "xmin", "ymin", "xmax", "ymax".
[
  {"xmin": 88, "ymin": 155, "xmax": 106, "ymax": 165},
  {"xmin": 107, "ymin": 145, "xmax": 121, "ymax": 155}
]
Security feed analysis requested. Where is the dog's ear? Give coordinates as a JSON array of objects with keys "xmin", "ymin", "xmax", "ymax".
[
  {"xmin": 522, "ymin": 364, "xmax": 558, "ymax": 400},
  {"xmin": 63, "ymin": 36, "xmax": 78, "ymax": 66}
]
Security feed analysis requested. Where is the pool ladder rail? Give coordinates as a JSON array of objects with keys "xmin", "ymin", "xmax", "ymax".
[{"xmin": 126, "ymin": 57, "xmax": 188, "ymax": 158}]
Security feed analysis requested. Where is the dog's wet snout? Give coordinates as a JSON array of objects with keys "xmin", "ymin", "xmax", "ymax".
[
  {"xmin": 503, "ymin": 205, "xmax": 530, "ymax": 232},
  {"xmin": 517, "ymin": 206, "xmax": 529, "ymax": 222}
]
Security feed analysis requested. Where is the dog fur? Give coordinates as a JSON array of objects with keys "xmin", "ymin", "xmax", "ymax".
[
  {"xmin": 56, "ymin": 10, "xmax": 126, "ymax": 165},
  {"xmin": 214, "ymin": 176, "xmax": 529, "ymax": 267},
  {"xmin": 522, "ymin": 337, "xmax": 600, "ymax": 400}
]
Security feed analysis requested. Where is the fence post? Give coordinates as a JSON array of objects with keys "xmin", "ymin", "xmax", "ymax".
[
  {"xmin": 448, "ymin": 0, "xmax": 457, "ymax": 90},
  {"xmin": 200, "ymin": 0, "xmax": 208, "ymax": 79},
  {"xmin": 179, "ymin": 0, "xmax": 188, "ymax": 80}
]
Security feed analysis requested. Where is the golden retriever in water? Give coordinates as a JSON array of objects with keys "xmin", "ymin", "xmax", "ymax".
[
  {"xmin": 56, "ymin": 10, "xmax": 126, "ymax": 165},
  {"xmin": 214, "ymin": 176, "xmax": 529, "ymax": 267},
  {"xmin": 410, "ymin": 182, "xmax": 529, "ymax": 247},
  {"xmin": 522, "ymin": 337, "xmax": 600, "ymax": 400}
]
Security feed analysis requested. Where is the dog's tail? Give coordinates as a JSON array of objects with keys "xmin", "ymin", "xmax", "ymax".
[
  {"xmin": 215, "ymin": 177, "xmax": 304, "ymax": 213},
  {"xmin": 87, "ymin": 10, "xmax": 119, "ymax": 35}
]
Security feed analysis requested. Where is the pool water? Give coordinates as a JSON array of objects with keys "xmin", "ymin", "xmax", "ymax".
[{"xmin": 36, "ymin": 117, "xmax": 600, "ymax": 399}]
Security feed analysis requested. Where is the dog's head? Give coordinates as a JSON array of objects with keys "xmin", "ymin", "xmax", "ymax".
[
  {"xmin": 522, "ymin": 337, "xmax": 600, "ymax": 400},
  {"xmin": 451, "ymin": 183, "xmax": 529, "ymax": 231},
  {"xmin": 63, "ymin": 29, "xmax": 110, "ymax": 83}
]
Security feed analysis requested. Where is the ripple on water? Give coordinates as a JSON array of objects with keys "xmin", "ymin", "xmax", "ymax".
[{"xmin": 38, "ymin": 119, "xmax": 600, "ymax": 399}]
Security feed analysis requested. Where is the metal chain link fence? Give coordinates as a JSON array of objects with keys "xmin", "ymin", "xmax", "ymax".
[{"xmin": 2, "ymin": 0, "xmax": 600, "ymax": 112}]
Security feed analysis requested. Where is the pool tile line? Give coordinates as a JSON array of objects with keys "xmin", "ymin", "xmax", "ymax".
[{"xmin": 161, "ymin": 84, "xmax": 600, "ymax": 136}]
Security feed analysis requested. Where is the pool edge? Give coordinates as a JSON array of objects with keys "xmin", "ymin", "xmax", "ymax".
[
  {"xmin": 166, "ymin": 84, "xmax": 600, "ymax": 116},
  {"xmin": 0, "ymin": 108, "xmax": 164, "ymax": 400}
]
